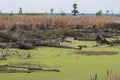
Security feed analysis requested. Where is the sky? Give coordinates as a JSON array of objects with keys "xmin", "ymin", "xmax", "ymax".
[{"xmin": 0, "ymin": 0, "xmax": 120, "ymax": 13}]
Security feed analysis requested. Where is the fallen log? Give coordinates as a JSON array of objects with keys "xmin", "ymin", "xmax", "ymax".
[
  {"xmin": 16, "ymin": 42, "xmax": 34, "ymax": 49},
  {"xmin": 38, "ymin": 43, "xmax": 80, "ymax": 50},
  {"xmin": 0, "ymin": 65, "xmax": 60, "ymax": 73},
  {"xmin": 42, "ymin": 69, "xmax": 60, "ymax": 72},
  {"xmin": 96, "ymin": 35, "xmax": 113, "ymax": 45},
  {"xmin": 0, "ymin": 32, "xmax": 17, "ymax": 42}
]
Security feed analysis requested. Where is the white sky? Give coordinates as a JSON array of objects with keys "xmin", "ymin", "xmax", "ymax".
[{"xmin": 0, "ymin": 0, "xmax": 119, "ymax": 13}]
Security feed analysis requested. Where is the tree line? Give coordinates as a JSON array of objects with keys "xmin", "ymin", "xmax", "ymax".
[{"xmin": 0, "ymin": 3, "xmax": 119, "ymax": 16}]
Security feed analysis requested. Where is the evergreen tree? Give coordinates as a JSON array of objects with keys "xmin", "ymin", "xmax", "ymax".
[
  {"xmin": 96, "ymin": 10, "xmax": 102, "ymax": 16},
  {"xmin": 72, "ymin": 3, "xmax": 79, "ymax": 16}
]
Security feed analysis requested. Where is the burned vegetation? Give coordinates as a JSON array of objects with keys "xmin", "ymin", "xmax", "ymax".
[{"xmin": 0, "ymin": 16, "xmax": 119, "ymax": 51}]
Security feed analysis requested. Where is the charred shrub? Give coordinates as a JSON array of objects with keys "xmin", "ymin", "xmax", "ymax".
[{"xmin": 105, "ymin": 22, "xmax": 120, "ymax": 30}]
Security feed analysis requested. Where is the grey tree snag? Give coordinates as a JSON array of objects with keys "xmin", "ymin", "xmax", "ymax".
[
  {"xmin": 19, "ymin": 7, "xmax": 23, "ymax": 14},
  {"xmin": 50, "ymin": 8, "xmax": 54, "ymax": 15}
]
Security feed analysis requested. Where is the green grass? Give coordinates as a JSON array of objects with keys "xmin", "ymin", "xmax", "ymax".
[
  {"xmin": 106, "ymin": 36, "xmax": 120, "ymax": 42},
  {"xmin": 0, "ymin": 40, "xmax": 120, "ymax": 80}
]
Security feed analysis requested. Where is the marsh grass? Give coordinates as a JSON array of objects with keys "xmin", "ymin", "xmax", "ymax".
[{"xmin": 0, "ymin": 15, "xmax": 119, "ymax": 31}]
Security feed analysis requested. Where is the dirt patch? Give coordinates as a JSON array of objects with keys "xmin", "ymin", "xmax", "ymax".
[
  {"xmin": 75, "ymin": 51, "xmax": 118, "ymax": 56},
  {"xmin": 107, "ymin": 76, "xmax": 120, "ymax": 80}
]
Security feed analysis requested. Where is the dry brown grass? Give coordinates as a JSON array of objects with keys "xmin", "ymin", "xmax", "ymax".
[{"xmin": 0, "ymin": 15, "xmax": 120, "ymax": 31}]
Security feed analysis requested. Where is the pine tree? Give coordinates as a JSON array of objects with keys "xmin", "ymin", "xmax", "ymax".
[{"xmin": 72, "ymin": 3, "xmax": 79, "ymax": 16}]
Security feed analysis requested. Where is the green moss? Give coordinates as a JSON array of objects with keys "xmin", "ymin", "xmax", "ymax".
[{"xmin": 0, "ymin": 40, "xmax": 120, "ymax": 80}]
